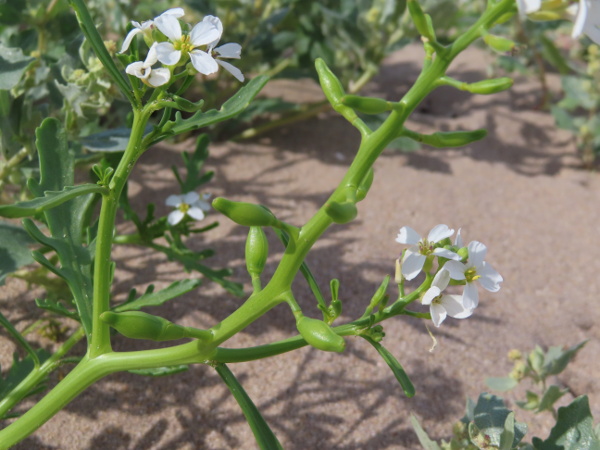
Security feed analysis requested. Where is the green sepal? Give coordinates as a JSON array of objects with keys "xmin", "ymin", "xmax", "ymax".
[
  {"xmin": 362, "ymin": 335, "xmax": 415, "ymax": 397},
  {"xmin": 325, "ymin": 201, "xmax": 357, "ymax": 224},
  {"xmin": 340, "ymin": 95, "xmax": 392, "ymax": 114},
  {"xmin": 213, "ymin": 198, "xmax": 278, "ymax": 227},
  {"xmin": 100, "ymin": 311, "xmax": 187, "ymax": 342},
  {"xmin": 483, "ymin": 34, "xmax": 516, "ymax": 53},
  {"xmin": 245, "ymin": 227, "xmax": 269, "ymax": 278},
  {"xmin": 402, "ymin": 128, "xmax": 487, "ymax": 148},
  {"xmin": 0, "ymin": 184, "xmax": 107, "ymax": 218},
  {"xmin": 296, "ymin": 316, "xmax": 346, "ymax": 353}
]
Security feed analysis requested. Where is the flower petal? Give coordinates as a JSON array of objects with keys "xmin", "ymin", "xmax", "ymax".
[
  {"xmin": 454, "ymin": 228, "xmax": 463, "ymax": 248},
  {"xmin": 431, "ymin": 269, "xmax": 450, "ymax": 290},
  {"xmin": 166, "ymin": 194, "xmax": 182, "ymax": 207},
  {"xmin": 427, "ymin": 224, "xmax": 454, "ymax": 243},
  {"xmin": 572, "ymin": 0, "xmax": 588, "ymax": 38},
  {"xmin": 216, "ymin": 59, "xmax": 244, "ymax": 82},
  {"xmin": 432, "ymin": 247, "xmax": 460, "ymax": 260},
  {"xmin": 120, "ymin": 28, "xmax": 142, "ymax": 53},
  {"xmin": 463, "ymin": 282, "xmax": 479, "ymax": 310},
  {"xmin": 168, "ymin": 210, "xmax": 185, "ymax": 225},
  {"xmin": 161, "ymin": 7, "xmax": 185, "ymax": 18},
  {"xmin": 125, "ymin": 61, "xmax": 146, "ymax": 78},
  {"xmin": 187, "ymin": 207, "xmax": 206, "ymax": 221},
  {"xmin": 155, "ymin": 14, "xmax": 182, "ymax": 41},
  {"xmin": 478, "ymin": 262, "xmax": 503, "ymax": 292},
  {"xmin": 442, "ymin": 295, "xmax": 472, "ymax": 319},
  {"xmin": 430, "ymin": 303, "xmax": 447, "ymax": 327},
  {"xmin": 155, "ymin": 42, "xmax": 181, "ymax": 65},
  {"xmin": 190, "ymin": 50, "xmax": 219, "ymax": 75},
  {"xmin": 190, "ymin": 19, "xmax": 222, "ymax": 47},
  {"xmin": 145, "ymin": 43, "xmax": 160, "ymax": 65},
  {"xmin": 148, "ymin": 68, "xmax": 170, "ymax": 87},
  {"xmin": 444, "ymin": 260, "xmax": 466, "ymax": 280},
  {"xmin": 422, "ymin": 286, "xmax": 441, "ymax": 306},
  {"xmin": 182, "ymin": 192, "xmax": 200, "ymax": 204},
  {"xmin": 215, "ymin": 43, "xmax": 242, "ymax": 59},
  {"xmin": 195, "ymin": 200, "xmax": 212, "ymax": 212},
  {"xmin": 396, "ymin": 226, "xmax": 421, "ymax": 245},
  {"xmin": 467, "ymin": 240, "xmax": 487, "ymax": 268},
  {"xmin": 401, "ymin": 252, "xmax": 426, "ymax": 280},
  {"xmin": 202, "ymin": 15, "xmax": 224, "ymax": 48}
]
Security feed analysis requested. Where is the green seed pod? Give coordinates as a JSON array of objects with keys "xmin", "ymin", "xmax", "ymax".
[
  {"xmin": 483, "ymin": 34, "xmax": 516, "ymax": 53},
  {"xmin": 315, "ymin": 58, "xmax": 346, "ymax": 106},
  {"xmin": 419, "ymin": 129, "xmax": 487, "ymax": 148},
  {"xmin": 296, "ymin": 316, "xmax": 346, "ymax": 352},
  {"xmin": 369, "ymin": 275, "xmax": 390, "ymax": 310},
  {"xmin": 465, "ymin": 78, "xmax": 513, "ymax": 95},
  {"xmin": 100, "ymin": 311, "xmax": 186, "ymax": 341},
  {"xmin": 245, "ymin": 226, "xmax": 269, "ymax": 277},
  {"xmin": 408, "ymin": 0, "xmax": 436, "ymax": 41},
  {"xmin": 212, "ymin": 197, "xmax": 278, "ymax": 227},
  {"xmin": 340, "ymin": 95, "xmax": 392, "ymax": 114},
  {"xmin": 356, "ymin": 168, "xmax": 374, "ymax": 202},
  {"xmin": 325, "ymin": 201, "xmax": 357, "ymax": 224}
]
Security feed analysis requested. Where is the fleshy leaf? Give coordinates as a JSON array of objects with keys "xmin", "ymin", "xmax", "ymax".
[
  {"xmin": 215, "ymin": 364, "xmax": 283, "ymax": 450},
  {"xmin": 0, "ymin": 184, "xmax": 107, "ymax": 218},
  {"xmin": 0, "ymin": 44, "xmax": 35, "ymax": 90},
  {"xmin": 532, "ymin": 396, "xmax": 600, "ymax": 450},
  {"xmin": 410, "ymin": 414, "xmax": 442, "ymax": 450},
  {"xmin": 486, "ymin": 376, "xmax": 519, "ymax": 392},
  {"xmin": 537, "ymin": 385, "xmax": 568, "ymax": 414},
  {"xmin": 114, "ymin": 279, "xmax": 202, "ymax": 312},
  {"xmin": 0, "ymin": 221, "xmax": 34, "ymax": 285},
  {"xmin": 540, "ymin": 341, "xmax": 587, "ymax": 378}
]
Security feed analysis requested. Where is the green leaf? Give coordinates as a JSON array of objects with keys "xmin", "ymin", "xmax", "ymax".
[
  {"xmin": 128, "ymin": 365, "xmax": 188, "ymax": 377},
  {"xmin": 517, "ymin": 390, "xmax": 540, "ymax": 411},
  {"xmin": 537, "ymin": 385, "xmax": 568, "ymax": 414},
  {"xmin": 0, "ymin": 221, "xmax": 34, "ymax": 285},
  {"xmin": 539, "ymin": 35, "xmax": 571, "ymax": 75},
  {"xmin": 361, "ymin": 335, "xmax": 415, "ymax": 397},
  {"xmin": 551, "ymin": 106, "xmax": 577, "ymax": 132},
  {"xmin": 0, "ymin": 311, "xmax": 40, "ymax": 366},
  {"xmin": 215, "ymin": 364, "xmax": 283, "ymax": 450},
  {"xmin": 114, "ymin": 279, "xmax": 202, "ymax": 312},
  {"xmin": 532, "ymin": 396, "xmax": 600, "ymax": 450},
  {"xmin": 0, "ymin": 184, "xmax": 107, "ymax": 218},
  {"xmin": 0, "ymin": 44, "xmax": 35, "ymax": 90},
  {"xmin": 486, "ymin": 377, "xmax": 519, "ymax": 392},
  {"xmin": 149, "ymin": 75, "xmax": 269, "ymax": 146},
  {"xmin": 469, "ymin": 393, "xmax": 528, "ymax": 448},
  {"xmin": 499, "ymin": 412, "xmax": 516, "ymax": 450},
  {"xmin": 28, "ymin": 118, "xmax": 96, "ymax": 338},
  {"xmin": 81, "ymin": 126, "xmax": 150, "ymax": 153},
  {"xmin": 541, "ymin": 341, "xmax": 587, "ymax": 378},
  {"xmin": 410, "ymin": 414, "xmax": 442, "ymax": 450},
  {"xmin": 35, "ymin": 298, "xmax": 80, "ymax": 321}
]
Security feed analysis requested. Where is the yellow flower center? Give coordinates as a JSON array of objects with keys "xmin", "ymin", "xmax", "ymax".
[
  {"xmin": 178, "ymin": 202, "xmax": 190, "ymax": 214},
  {"xmin": 174, "ymin": 35, "xmax": 194, "ymax": 53},
  {"xmin": 465, "ymin": 267, "xmax": 481, "ymax": 283},
  {"xmin": 418, "ymin": 239, "xmax": 434, "ymax": 255}
]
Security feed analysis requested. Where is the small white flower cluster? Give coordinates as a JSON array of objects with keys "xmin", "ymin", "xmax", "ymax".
[
  {"xmin": 396, "ymin": 225, "xmax": 503, "ymax": 327},
  {"xmin": 517, "ymin": 0, "xmax": 600, "ymax": 44},
  {"xmin": 120, "ymin": 8, "xmax": 244, "ymax": 88},
  {"xmin": 166, "ymin": 192, "xmax": 211, "ymax": 226}
]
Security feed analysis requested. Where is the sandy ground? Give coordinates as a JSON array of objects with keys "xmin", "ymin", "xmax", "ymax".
[{"xmin": 2, "ymin": 43, "xmax": 600, "ymax": 449}]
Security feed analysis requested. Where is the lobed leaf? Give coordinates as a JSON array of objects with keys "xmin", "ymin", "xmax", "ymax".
[
  {"xmin": 0, "ymin": 221, "xmax": 34, "ymax": 285},
  {"xmin": 114, "ymin": 279, "xmax": 202, "ymax": 312}
]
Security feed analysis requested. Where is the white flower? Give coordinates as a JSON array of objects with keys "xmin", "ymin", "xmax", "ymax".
[
  {"xmin": 166, "ymin": 192, "xmax": 211, "ymax": 225},
  {"xmin": 396, "ymin": 224, "xmax": 460, "ymax": 280},
  {"xmin": 154, "ymin": 14, "xmax": 221, "ymax": 74},
  {"xmin": 444, "ymin": 240, "xmax": 503, "ymax": 310},
  {"xmin": 120, "ymin": 8, "xmax": 185, "ymax": 54},
  {"xmin": 570, "ymin": 0, "xmax": 600, "ymax": 44},
  {"xmin": 422, "ymin": 270, "xmax": 473, "ymax": 327},
  {"xmin": 201, "ymin": 16, "xmax": 245, "ymax": 82},
  {"xmin": 516, "ymin": 0, "xmax": 542, "ymax": 17},
  {"xmin": 125, "ymin": 43, "xmax": 171, "ymax": 87}
]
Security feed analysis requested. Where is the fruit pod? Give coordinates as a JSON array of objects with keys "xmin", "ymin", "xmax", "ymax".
[
  {"xmin": 407, "ymin": 0, "xmax": 435, "ymax": 41},
  {"xmin": 483, "ymin": 34, "xmax": 516, "ymax": 53},
  {"xmin": 465, "ymin": 78, "xmax": 513, "ymax": 95},
  {"xmin": 315, "ymin": 58, "xmax": 346, "ymax": 106},
  {"xmin": 296, "ymin": 316, "xmax": 346, "ymax": 353},
  {"xmin": 325, "ymin": 201, "xmax": 357, "ymax": 224},
  {"xmin": 421, "ymin": 129, "xmax": 487, "ymax": 148},
  {"xmin": 245, "ymin": 226, "xmax": 269, "ymax": 277},
  {"xmin": 340, "ymin": 95, "xmax": 391, "ymax": 114},
  {"xmin": 356, "ymin": 168, "xmax": 374, "ymax": 202},
  {"xmin": 100, "ymin": 311, "xmax": 186, "ymax": 341},
  {"xmin": 213, "ymin": 197, "xmax": 278, "ymax": 227}
]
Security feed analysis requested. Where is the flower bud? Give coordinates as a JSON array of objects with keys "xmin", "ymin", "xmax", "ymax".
[
  {"xmin": 356, "ymin": 168, "xmax": 374, "ymax": 202},
  {"xmin": 340, "ymin": 95, "xmax": 392, "ymax": 114},
  {"xmin": 100, "ymin": 311, "xmax": 186, "ymax": 341},
  {"xmin": 325, "ymin": 201, "xmax": 357, "ymax": 224},
  {"xmin": 296, "ymin": 316, "xmax": 346, "ymax": 352},
  {"xmin": 465, "ymin": 78, "xmax": 513, "ymax": 95},
  {"xmin": 483, "ymin": 34, "xmax": 516, "ymax": 53},
  {"xmin": 213, "ymin": 197, "xmax": 278, "ymax": 227},
  {"xmin": 408, "ymin": 0, "xmax": 436, "ymax": 41},
  {"xmin": 245, "ymin": 226, "xmax": 268, "ymax": 277},
  {"xmin": 315, "ymin": 58, "xmax": 345, "ymax": 105}
]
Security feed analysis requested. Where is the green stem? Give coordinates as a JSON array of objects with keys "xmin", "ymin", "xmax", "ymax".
[{"xmin": 89, "ymin": 108, "xmax": 151, "ymax": 357}]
